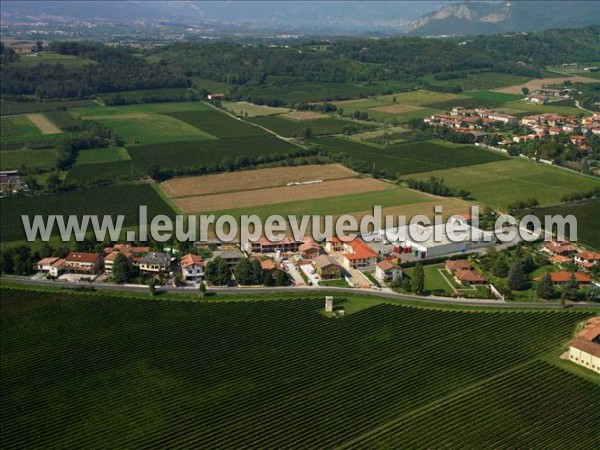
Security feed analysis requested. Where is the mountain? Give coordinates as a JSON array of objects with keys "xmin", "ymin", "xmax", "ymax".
[{"xmin": 406, "ymin": 1, "xmax": 600, "ymax": 36}]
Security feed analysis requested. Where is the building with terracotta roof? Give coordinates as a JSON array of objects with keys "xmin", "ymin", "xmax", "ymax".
[
  {"xmin": 103, "ymin": 245, "xmax": 150, "ymax": 274},
  {"xmin": 341, "ymin": 238, "xmax": 378, "ymax": 271},
  {"xmin": 36, "ymin": 257, "xmax": 65, "ymax": 277},
  {"xmin": 65, "ymin": 252, "xmax": 103, "ymax": 275},
  {"xmin": 247, "ymin": 236, "xmax": 303, "ymax": 254},
  {"xmin": 549, "ymin": 255, "xmax": 572, "ymax": 265},
  {"xmin": 574, "ymin": 251, "xmax": 600, "ymax": 270},
  {"xmin": 375, "ymin": 260, "xmax": 402, "ymax": 282},
  {"xmin": 568, "ymin": 317, "xmax": 600, "ymax": 374},
  {"xmin": 537, "ymin": 271, "xmax": 592, "ymax": 286},
  {"xmin": 299, "ymin": 238, "xmax": 321, "ymax": 260},
  {"xmin": 445, "ymin": 260, "xmax": 473, "ymax": 273},
  {"xmin": 542, "ymin": 241, "xmax": 577, "ymax": 256},
  {"xmin": 180, "ymin": 253, "xmax": 204, "ymax": 281},
  {"xmin": 454, "ymin": 269, "xmax": 486, "ymax": 285}
]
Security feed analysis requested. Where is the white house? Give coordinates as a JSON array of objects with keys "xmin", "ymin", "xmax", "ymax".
[
  {"xmin": 181, "ymin": 253, "xmax": 204, "ymax": 282},
  {"xmin": 36, "ymin": 257, "xmax": 66, "ymax": 277},
  {"xmin": 375, "ymin": 260, "xmax": 402, "ymax": 282}
]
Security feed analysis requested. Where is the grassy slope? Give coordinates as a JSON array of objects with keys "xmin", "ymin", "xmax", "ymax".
[{"xmin": 1, "ymin": 288, "xmax": 596, "ymax": 449}]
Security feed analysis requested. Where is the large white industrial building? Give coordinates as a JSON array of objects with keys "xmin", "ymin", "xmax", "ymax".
[{"xmin": 364, "ymin": 223, "xmax": 496, "ymax": 258}]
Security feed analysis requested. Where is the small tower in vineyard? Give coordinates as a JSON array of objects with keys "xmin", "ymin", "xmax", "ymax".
[{"xmin": 325, "ymin": 296, "xmax": 334, "ymax": 313}]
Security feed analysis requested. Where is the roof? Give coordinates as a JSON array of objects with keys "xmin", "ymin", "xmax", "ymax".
[
  {"xmin": 139, "ymin": 252, "xmax": 171, "ymax": 265},
  {"xmin": 104, "ymin": 251, "xmax": 130, "ymax": 262},
  {"xmin": 51, "ymin": 258, "xmax": 66, "ymax": 267},
  {"xmin": 212, "ymin": 249, "xmax": 244, "ymax": 259},
  {"xmin": 549, "ymin": 255, "xmax": 572, "ymax": 264},
  {"xmin": 570, "ymin": 338, "xmax": 600, "ymax": 358},
  {"xmin": 577, "ymin": 251, "xmax": 600, "ymax": 261},
  {"xmin": 541, "ymin": 272, "xmax": 592, "ymax": 283},
  {"xmin": 299, "ymin": 238, "xmax": 321, "ymax": 252},
  {"xmin": 575, "ymin": 317, "xmax": 600, "ymax": 342},
  {"xmin": 66, "ymin": 252, "xmax": 101, "ymax": 264},
  {"xmin": 37, "ymin": 257, "xmax": 59, "ymax": 266},
  {"xmin": 445, "ymin": 260, "xmax": 473, "ymax": 272},
  {"xmin": 454, "ymin": 269, "xmax": 485, "ymax": 283},
  {"xmin": 543, "ymin": 241, "xmax": 577, "ymax": 254},
  {"xmin": 377, "ymin": 260, "xmax": 400, "ymax": 271},
  {"xmin": 344, "ymin": 238, "xmax": 377, "ymax": 260},
  {"xmin": 260, "ymin": 259, "xmax": 279, "ymax": 271},
  {"xmin": 313, "ymin": 255, "xmax": 341, "ymax": 269},
  {"xmin": 180, "ymin": 253, "xmax": 203, "ymax": 268}
]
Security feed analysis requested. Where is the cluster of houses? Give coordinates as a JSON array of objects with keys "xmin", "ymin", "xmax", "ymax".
[
  {"xmin": 539, "ymin": 240, "xmax": 599, "ymax": 286},
  {"xmin": 0, "ymin": 170, "xmax": 24, "ymax": 195},
  {"xmin": 508, "ymin": 113, "xmax": 600, "ymax": 152},
  {"xmin": 425, "ymin": 107, "xmax": 516, "ymax": 134}
]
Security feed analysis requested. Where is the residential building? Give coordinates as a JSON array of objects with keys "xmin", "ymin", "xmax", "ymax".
[
  {"xmin": 341, "ymin": 238, "xmax": 378, "ymax": 271},
  {"xmin": 523, "ymin": 94, "xmax": 548, "ymax": 104},
  {"xmin": 542, "ymin": 241, "xmax": 577, "ymax": 256},
  {"xmin": 445, "ymin": 260, "xmax": 485, "ymax": 285},
  {"xmin": 574, "ymin": 251, "xmax": 600, "ymax": 271},
  {"xmin": 180, "ymin": 253, "xmax": 204, "ymax": 282},
  {"xmin": 65, "ymin": 252, "xmax": 103, "ymax": 275},
  {"xmin": 542, "ymin": 271, "xmax": 592, "ymax": 286},
  {"xmin": 103, "ymin": 245, "xmax": 150, "ymax": 274},
  {"xmin": 211, "ymin": 249, "xmax": 244, "ymax": 268},
  {"xmin": 375, "ymin": 260, "xmax": 402, "ymax": 282},
  {"xmin": 313, "ymin": 255, "xmax": 343, "ymax": 280},
  {"xmin": 139, "ymin": 252, "xmax": 172, "ymax": 274},
  {"xmin": 568, "ymin": 317, "xmax": 600, "ymax": 374},
  {"xmin": 247, "ymin": 236, "xmax": 303, "ymax": 254},
  {"xmin": 299, "ymin": 238, "xmax": 321, "ymax": 260},
  {"xmin": 36, "ymin": 257, "xmax": 66, "ymax": 277}
]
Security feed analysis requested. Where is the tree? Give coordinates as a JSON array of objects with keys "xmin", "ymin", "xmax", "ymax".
[
  {"xmin": 492, "ymin": 257, "xmax": 510, "ymax": 277},
  {"xmin": 401, "ymin": 277, "xmax": 412, "ymax": 293},
  {"xmin": 251, "ymin": 259, "xmax": 264, "ymax": 285},
  {"xmin": 411, "ymin": 263, "xmax": 425, "ymax": 294},
  {"xmin": 234, "ymin": 258, "xmax": 254, "ymax": 285},
  {"xmin": 275, "ymin": 270, "xmax": 286, "ymax": 286},
  {"xmin": 112, "ymin": 252, "xmax": 131, "ymax": 284},
  {"xmin": 562, "ymin": 273, "xmax": 579, "ymax": 301},
  {"xmin": 508, "ymin": 257, "xmax": 527, "ymax": 291},
  {"xmin": 536, "ymin": 273, "xmax": 555, "ymax": 299},
  {"xmin": 521, "ymin": 87, "xmax": 529, "ymax": 95},
  {"xmin": 173, "ymin": 272, "xmax": 183, "ymax": 287},
  {"xmin": 198, "ymin": 282, "xmax": 207, "ymax": 298},
  {"xmin": 263, "ymin": 271, "xmax": 275, "ymax": 286},
  {"xmin": 148, "ymin": 278, "xmax": 156, "ymax": 296},
  {"xmin": 205, "ymin": 257, "xmax": 231, "ymax": 286}
]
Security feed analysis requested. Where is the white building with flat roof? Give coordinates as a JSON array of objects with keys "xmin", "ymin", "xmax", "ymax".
[{"xmin": 364, "ymin": 222, "xmax": 496, "ymax": 258}]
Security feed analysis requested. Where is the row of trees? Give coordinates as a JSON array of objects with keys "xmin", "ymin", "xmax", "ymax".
[
  {"xmin": 405, "ymin": 177, "xmax": 470, "ymax": 198},
  {"xmin": 203, "ymin": 257, "xmax": 288, "ymax": 287}
]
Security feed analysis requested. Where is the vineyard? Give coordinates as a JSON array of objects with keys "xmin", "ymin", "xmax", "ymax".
[
  {"xmin": 1, "ymin": 288, "xmax": 597, "ymax": 449},
  {"xmin": 165, "ymin": 110, "xmax": 270, "ymax": 138},
  {"xmin": 0, "ymin": 124, "xmax": 22, "ymax": 138},
  {"xmin": 250, "ymin": 115, "xmax": 359, "ymax": 137}
]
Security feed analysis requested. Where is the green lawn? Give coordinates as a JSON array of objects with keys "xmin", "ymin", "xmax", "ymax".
[
  {"xmin": 2, "ymin": 287, "xmax": 597, "ymax": 448},
  {"xmin": 319, "ymin": 278, "xmax": 350, "ymax": 287},
  {"xmin": 75, "ymin": 147, "xmax": 130, "ymax": 165},
  {"xmin": 503, "ymin": 100, "xmax": 591, "ymax": 117},
  {"xmin": 404, "ymin": 263, "xmax": 454, "ymax": 295},
  {"xmin": 12, "ymin": 51, "xmax": 97, "ymax": 68},
  {"xmin": 411, "ymin": 158, "xmax": 600, "ymax": 210}
]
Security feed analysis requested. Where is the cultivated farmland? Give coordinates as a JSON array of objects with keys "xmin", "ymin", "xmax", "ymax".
[
  {"xmin": 250, "ymin": 115, "xmax": 356, "ymax": 137},
  {"xmin": 494, "ymin": 76, "xmax": 599, "ymax": 94},
  {"xmin": 0, "ymin": 184, "xmax": 174, "ymax": 243},
  {"xmin": 173, "ymin": 177, "xmax": 392, "ymax": 213},
  {"xmin": 410, "ymin": 158, "xmax": 600, "ymax": 210},
  {"xmin": 161, "ymin": 164, "xmax": 357, "ymax": 198},
  {"xmin": 222, "ymin": 101, "xmax": 290, "ymax": 117},
  {"xmin": 166, "ymin": 109, "xmax": 270, "ymax": 138},
  {"xmin": 1, "ymin": 288, "xmax": 596, "ymax": 449},
  {"xmin": 26, "ymin": 113, "xmax": 63, "ymax": 134}
]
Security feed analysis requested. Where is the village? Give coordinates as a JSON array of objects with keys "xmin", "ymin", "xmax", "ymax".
[{"xmin": 32, "ymin": 214, "xmax": 599, "ymax": 302}]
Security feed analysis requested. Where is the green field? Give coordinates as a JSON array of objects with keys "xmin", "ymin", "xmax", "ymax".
[
  {"xmin": 12, "ymin": 51, "xmax": 97, "ymax": 68},
  {"xmin": 423, "ymin": 71, "xmax": 532, "ymax": 90},
  {"xmin": 0, "ymin": 184, "xmax": 174, "ymax": 243},
  {"xmin": 99, "ymin": 88, "xmax": 196, "ymax": 104},
  {"xmin": 533, "ymin": 198, "xmax": 600, "ymax": 250},
  {"xmin": 0, "ymin": 99, "xmax": 95, "ymax": 116},
  {"xmin": 465, "ymin": 90, "xmax": 524, "ymax": 102},
  {"xmin": 166, "ymin": 109, "xmax": 270, "ymax": 138},
  {"xmin": 1, "ymin": 287, "xmax": 597, "ymax": 448},
  {"xmin": 0, "ymin": 149, "xmax": 57, "ymax": 170},
  {"xmin": 403, "ymin": 263, "xmax": 454, "ymax": 296},
  {"xmin": 66, "ymin": 160, "xmax": 140, "ymax": 183},
  {"xmin": 317, "ymin": 137, "xmax": 508, "ymax": 177},
  {"xmin": 503, "ymin": 100, "xmax": 590, "ymax": 116},
  {"xmin": 221, "ymin": 101, "xmax": 290, "ymax": 117},
  {"xmin": 42, "ymin": 110, "xmax": 80, "ymax": 130},
  {"xmin": 250, "ymin": 115, "xmax": 357, "ymax": 137},
  {"xmin": 411, "ymin": 159, "xmax": 600, "ymax": 210},
  {"xmin": 75, "ymin": 147, "xmax": 130, "ymax": 165},
  {"xmin": 0, "ymin": 115, "xmax": 42, "ymax": 140}
]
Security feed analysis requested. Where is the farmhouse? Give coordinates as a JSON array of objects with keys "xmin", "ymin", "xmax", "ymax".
[
  {"xmin": 568, "ymin": 317, "xmax": 600, "ymax": 374},
  {"xmin": 542, "ymin": 241, "xmax": 577, "ymax": 256},
  {"xmin": 65, "ymin": 252, "xmax": 103, "ymax": 275},
  {"xmin": 341, "ymin": 238, "xmax": 378, "ymax": 271},
  {"xmin": 523, "ymin": 94, "xmax": 548, "ymax": 104},
  {"xmin": 36, "ymin": 257, "xmax": 66, "ymax": 277},
  {"xmin": 375, "ymin": 260, "xmax": 402, "ymax": 282},
  {"xmin": 139, "ymin": 252, "xmax": 172, "ymax": 274},
  {"xmin": 574, "ymin": 251, "xmax": 600, "ymax": 270},
  {"xmin": 180, "ymin": 253, "xmax": 204, "ymax": 282},
  {"xmin": 313, "ymin": 255, "xmax": 343, "ymax": 280}
]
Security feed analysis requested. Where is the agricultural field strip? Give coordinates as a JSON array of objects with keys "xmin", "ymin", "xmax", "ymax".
[
  {"xmin": 2, "ymin": 292, "xmax": 588, "ymax": 450},
  {"xmin": 161, "ymin": 164, "xmax": 358, "ymax": 198},
  {"xmin": 173, "ymin": 178, "xmax": 393, "ymax": 213},
  {"xmin": 26, "ymin": 113, "xmax": 62, "ymax": 135},
  {"xmin": 494, "ymin": 76, "xmax": 599, "ymax": 94}
]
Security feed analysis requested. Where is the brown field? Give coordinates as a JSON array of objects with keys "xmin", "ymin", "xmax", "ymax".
[
  {"xmin": 281, "ymin": 111, "xmax": 329, "ymax": 120},
  {"xmin": 174, "ymin": 178, "xmax": 392, "ymax": 213},
  {"xmin": 369, "ymin": 104, "xmax": 422, "ymax": 114},
  {"xmin": 494, "ymin": 76, "xmax": 599, "ymax": 94},
  {"xmin": 161, "ymin": 164, "xmax": 358, "ymax": 198},
  {"xmin": 26, "ymin": 113, "xmax": 62, "ymax": 134}
]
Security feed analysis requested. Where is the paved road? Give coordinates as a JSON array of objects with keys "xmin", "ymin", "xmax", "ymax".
[{"xmin": 5, "ymin": 276, "xmax": 599, "ymax": 310}]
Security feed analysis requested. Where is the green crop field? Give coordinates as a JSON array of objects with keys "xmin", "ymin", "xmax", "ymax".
[
  {"xmin": 66, "ymin": 160, "xmax": 140, "ymax": 183},
  {"xmin": 0, "ymin": 149, "xmax": 57, "ymax": 171},
  {"xmin": 1, "ymin": 288, "xmax": 597, "ymax": 449},
  {"xmin": 75, "ymin": 147, "xmax": 130, "ymax": 165},
  {"xmin": 42, "ymin": 110, "xmax": 80, "ymax": 130},
  {"xmin": 0, "ymin": 99, "xmax": 95, "ymax": 116},
  {"xmin": 465, "ymin": 90, "xmax": 524, "ymax": 102},
  {"xmin": 0, "ymin": 115, "xmax": 42, "ymax": 140},
  {"xmin": 317, "ymin": 137, "xmax": 508, "ymax": 177},
  {"xmin": 424, "ymin": 97, "xmax": 507, "ymax": 111},
  {"xmin": 0, "ymin": 184, "xmax": 174, "ymax": 243},
  {"xmin": 410, "ymin": 159, "xmax": 600, "ymax": 210},
  {"xmin": 12, "ymin": 51, "xmax": 97, "ymax": 68},
  {"xmin": 250, "ymin": 115, "xmax": 356, "ymax": 137},
  {"xmin": 503, "ymin": 100, "xmax": 590, "ymax": 117},
  {"xmin": 166, "ymin": 110, "xmax": 270, "ymax": 138},
  {"xmin": 423, "ymin": 72, "xmax": 532, "ymax": 90},
  {"xmin": 99, "ymin": 88, "xmax": 195, "ymax": 104},
  {"xmin": 533, "ymin": 198, "xmax": 600, "ymax": 250},
  {"xmin": 221, "ymin": 101, "xmax": 290, "ymax": 117},
  {"xmin": 127, "ymin": 136, "xmax": 299, "ymax": 172}
]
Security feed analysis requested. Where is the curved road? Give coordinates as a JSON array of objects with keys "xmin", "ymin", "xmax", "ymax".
[{"xmin": 5, "ymin": 276, "xmax": 599, "ymax": 310}]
